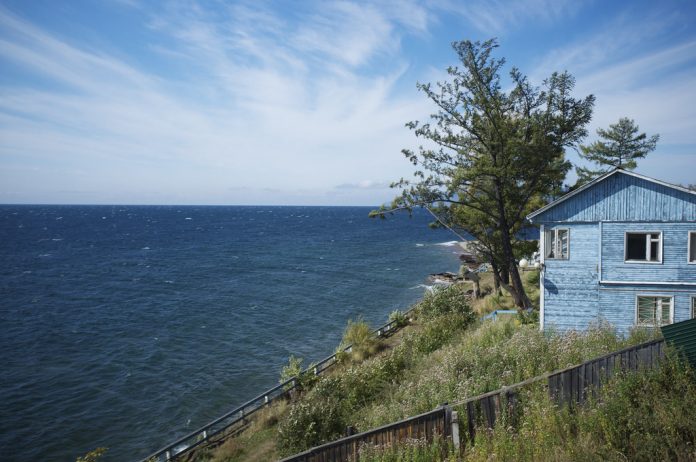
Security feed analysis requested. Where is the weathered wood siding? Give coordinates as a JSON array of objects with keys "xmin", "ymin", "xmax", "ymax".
[
  {"xmin": 543, "ymin": 223, "xmax": 599, "ymax": 331},
  {"xmin": 532, "ymin": 172, "xmax": 696, "ymax": 223},
  {"xmin": 599, "ymin": 287, "xmax": 695, "ymax": 334},
  {"xmin": 601, "ymin": 221, "xmax": 696, "ymax": 282}
]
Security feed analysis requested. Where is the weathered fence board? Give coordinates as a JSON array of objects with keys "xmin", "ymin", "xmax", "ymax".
[
  {"xmin": 279, "ymin": 406, "xmax": 449, "ymax": 462},
  {"xmin": 278, "ymin": 338, "xmax": 666, "ymax": 461}
]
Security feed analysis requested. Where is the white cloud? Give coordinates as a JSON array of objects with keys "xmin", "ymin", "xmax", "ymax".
[
  {"xmin": 0, "ymin": 2, "xmax": 433, "ymax": 204},
  {"xmin": 435, "ymin": 0, "xmax": 583, "ymax": 34}
]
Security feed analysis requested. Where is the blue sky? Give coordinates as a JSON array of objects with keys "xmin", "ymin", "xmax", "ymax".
[{"xmin": 0, "ymin": 0, "xmax": 695, "ymax": 205}]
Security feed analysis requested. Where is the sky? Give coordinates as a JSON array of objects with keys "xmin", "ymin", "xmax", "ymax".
[{"xmin": 0, "ymin": 0, "xmax": 695, "ymax": 206}]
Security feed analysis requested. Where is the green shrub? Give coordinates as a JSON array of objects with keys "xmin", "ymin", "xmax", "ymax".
[
  {"xmin": 277, "ymin": 311, "xmax": 477, "ymax": 455},
  {"xmin": 388, "ymin": 309, "xmax": 408, "ymax": 328},
  {"xmin": 76, "ymin": 448, "xmax": 107, "ymax": 462},
  {"xmin": 525, "ymin": 269, "xmax": 540, "ymax": 286},
  {"xmin": 276, "ymin": 390, "xmax": 348, "ymax": 455},
  {"xmin": 417, "ymin": 285, "xmax": 474, "ymax": 320},
  {"xmin": 279, "ymin": 355, "xmax": 318, "ymax": 392},
  {"xmin": 462, "ymin": 352, "xmax": 696, "ymax": 462},
  {"xmin": 516, "ymin": 308, "xmax": 538, "ymax": 325},
  {"xmin": 342, "ymin": 318, "xmax": 379, "ymax": 362}
]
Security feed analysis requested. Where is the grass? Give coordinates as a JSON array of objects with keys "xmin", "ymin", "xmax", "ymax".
[{"xmin": 200, "ymin": 271, "xmax": 691, "ymax": 462}]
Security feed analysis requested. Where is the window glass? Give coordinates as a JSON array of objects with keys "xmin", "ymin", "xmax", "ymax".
[
  {"xmin": 692, "ymin": 297, "xmax": 696, "ymax": 319},
  {"xmin": 544, "ymin": 229, "xmax": 569, "ymax": 260},
  {"xmin": 626, "ymin": 233, "xmax": 646, "ymax": 260},
  {"xmin": 558, "ymin": 229, "xmax": 569, "ymax": 259},
  {"xmin": 690, "ymin": 232, "xmax": 696, "ymax": 263},
  {"xmin": 637, "ymin": 296, "xmax": 672, "ymax": 325},
  {"xmin": 544, "ymin": 230, "xmax": 555, "ymax": 259},
  {"xmin": 626, "ymin": 232, "xmax": 660, "ymax": 262}
]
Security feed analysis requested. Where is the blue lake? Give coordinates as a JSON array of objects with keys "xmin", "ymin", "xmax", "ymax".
[{"xmin": 0, "ymin": 205, "xmax": 460, "ymax": 461}]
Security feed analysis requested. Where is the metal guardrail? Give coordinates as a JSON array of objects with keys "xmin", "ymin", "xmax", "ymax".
[{"xmin": 137, "ymin": 308, "xmax": 415, "ymax": 462}]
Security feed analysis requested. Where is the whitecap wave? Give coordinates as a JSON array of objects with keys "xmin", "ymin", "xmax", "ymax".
[{"xmin": 435, "ymin": 241, "xmax": 460, "ymax": 247}]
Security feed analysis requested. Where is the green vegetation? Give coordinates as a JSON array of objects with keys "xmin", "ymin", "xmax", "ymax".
[
  {"xmin": 372, "ymin": 38, "xmax": 594, "ymax": 309},
  {"xmin": 75, "ymin": 448, "xmax": 107, "ymax": 462},
  {"xmin": 576, "ymin": 117, "xmax": 660, "ymax": 185},
  {"xmin": 388, "ymin": 309, "xmax": 408, "ymax": 328},
  {"xmin": 276, "ymin": 290, "xmax": 477, "ymax": 456},
  {"xmin": 358, "ymin": 435, "xmax": 458, "ymax": 462},
  {"xmin": 402, "ymin": 351, "xmax": 696, "ymax": 461},
  {"xmin": 340, "ymin": 318, "xmax": 380, "ymax": 362},
  {"xmin": 197, "ymin": 275, "xmax": 692, "ymax": 462}
]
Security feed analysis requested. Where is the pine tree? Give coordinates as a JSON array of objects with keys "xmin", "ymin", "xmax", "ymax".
[
  {"xmin": 576, "ymin": 117, "xmax": 659, "ymax": 184},
  {"xmin": 372, "ymin": 39, "xmax": 594, "ymax": 309}
]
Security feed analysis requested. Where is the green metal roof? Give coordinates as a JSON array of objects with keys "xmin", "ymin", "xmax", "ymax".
[{"xmin": 661, "ymin": 318, "xmax": 696, "ymax": 368}]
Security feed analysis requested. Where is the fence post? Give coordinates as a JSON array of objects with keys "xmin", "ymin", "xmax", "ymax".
[{"xmin": 451, "ymin": 410, "xmax": 460, "ymax": 450}]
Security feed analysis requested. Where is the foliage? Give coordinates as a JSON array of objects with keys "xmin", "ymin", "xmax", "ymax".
[
  {"xmin": 388, "ymin": 309, "xmax": 409, "ymax": 328},
  {"xmin": 417, "ymin": 284, "xmax": 475, "ymax": 321},
  {"xmin": 463, "ymin": 352, "xmax": 696, "ymax": 461},
  {"xmin": 276, "ymin": 311, "xmax": 477, "ymax": 456},
  {"xmin": 75, "ymin": 448, "xmax": 107, "ymax": 462},
  {"xmin": 341, "ymin": 318, "xmax": 380, "ymax": 362},
  {"xmin": 279, "ymin": 355, "xmax": 318, "ymax": 392},
  {"xmin": 525, "ymin": 269, "xmax": 540, "ymax": 287},
  {"xmin": 358, "ymin": 435, "xmax": 458, "ymax": 462},
  {"xmin": 373, "ymin": 38, "xmax": 594, "ymax": 309},
  {"xmin": 576, "ymin": 117, "xmax": 659, "ymax": 185},
  {"xmin": 357, "ymin": 320, "xmax": 638, "ymax": 430}
]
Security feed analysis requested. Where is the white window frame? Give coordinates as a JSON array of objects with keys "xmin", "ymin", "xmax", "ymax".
[
  {"xmin": 691, "ymin": 296, "xmax": 696, "ymax": 319},
  {"xmin": 688, "ymin": 231, "xmax": 696, "ymax": 264},
  {"xmin": 544, "ymin": 228, "xmax": 570, "ymax": 260},
  {"xmin": 635, "ymin": 294, "xmax": 673, "ymax": 326},
  {"xmin": 624, "ymin": 231, "xmax": 662, "ymax": 264}
]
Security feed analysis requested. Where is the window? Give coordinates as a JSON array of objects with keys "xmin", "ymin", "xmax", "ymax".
[
  {"xmin": 544, "ymin": 228, "xmax": 569, "ymax": 260},
  {"xmin": 625, "ymin": 232, "xmax": 662, "ymax": 263},
  {"xmin": 636, "ymin": 295, "xmax": 673, "ymax": 326},
  {"xmin": 692, "ymin": 296, "xmax": 696, "ymax": 319},
  {"xmin": 689, "ymin": 231, "xmax": 696, "ymax": 264}
]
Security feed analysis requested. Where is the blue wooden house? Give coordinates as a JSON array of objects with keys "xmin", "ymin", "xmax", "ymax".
[{"xmin": 527, "ymin": 169, "xmax": 696, "ymax": 334}]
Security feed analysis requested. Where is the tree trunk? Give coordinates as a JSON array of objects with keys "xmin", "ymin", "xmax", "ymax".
[
  {"xmin": 500, "ymin": 266, "xmax": 510, "ymax": 285},
  {"xmin": 491, "ymin": 261, "xmax": 502, "ymax": 295},
  {"xmin": 493, "ymin": 179, "xmax": 532, "ymax": 309}
]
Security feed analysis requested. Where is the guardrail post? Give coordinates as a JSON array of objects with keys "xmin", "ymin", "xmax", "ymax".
[
  {"xmin": 165, "ymin": 450, "xmax": 171, "ymax": 461},
  {"xmin": 313, "ymin": 366, "xmax": 318, "ymax": 375},
  {"xmin": 377, "ymin": 329, "xmax": 382, "ymax": 337},
  {"xmin": 264, "ymin": 394, "xmax": 269, "ymax": 404},
  {"xmin": 203, "ymin": 430, "xmax": 208, "ymax": 440}
]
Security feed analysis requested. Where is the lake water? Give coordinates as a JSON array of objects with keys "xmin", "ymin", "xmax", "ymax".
[{"xmin": 0, "ymin": 205, "xmax": 461, "ymax": 461}]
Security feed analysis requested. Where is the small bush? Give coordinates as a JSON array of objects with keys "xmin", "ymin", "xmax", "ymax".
[
  {"xmin": 417, "ymin": 284, "xmax": 473, "ymax": 320},
  {"xmin": 516, "ymin": 308, "xmax": 538, "ymax": 325},
  {"xmin": 76, "ymin": 448, "xmax": 107, "ymax": 462},
  {"xmin": 277, "ymin": 392, "xmax": 348, "ymax": 455},
  {"xmin": 279, "ymin": 355, "xmax": 318, "ymax": 392},
  {"xmin": 525, "ymin": 269, "xmax": 540, "ymax": 286},
  {"xmin": 388, "ymin": 309, "xmax": 408, "ymax": 328},
  {"xmin": 342, "ymin": 318, "xmax": 379, "ymax": 362}
]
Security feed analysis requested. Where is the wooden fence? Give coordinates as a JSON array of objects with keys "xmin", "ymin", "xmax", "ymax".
[
  {"xmin": 137, "ymin": 309, "xmax": 414, "ymax": 462},
  {"xmin": 279, "ymin": 406, "xmax": 451, "ymax": 462},
  {"xmin": 280, "ymin": 338, "xmax": 666, "ymax": 461}
]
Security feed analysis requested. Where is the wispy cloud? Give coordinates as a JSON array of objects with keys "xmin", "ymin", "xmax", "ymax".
[
  {"xmin": 0, "ymin": 2, "xmax": 432, "ymax": 204},
  {"xmin": 435, "ymin": 0, "xmax": 583, "ymax": 34}
]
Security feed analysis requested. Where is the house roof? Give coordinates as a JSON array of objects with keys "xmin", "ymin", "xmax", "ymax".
[{"xmin": 526, "ymin": 168, "xmax": 696, "ymax": 222}]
